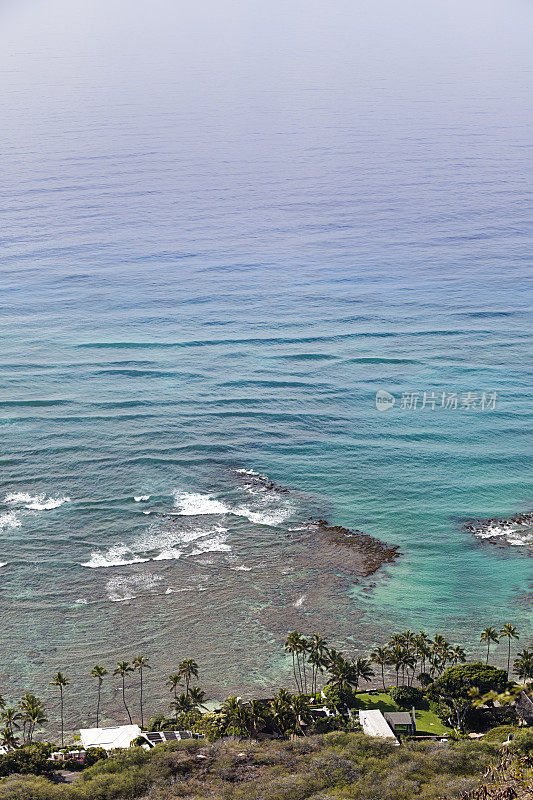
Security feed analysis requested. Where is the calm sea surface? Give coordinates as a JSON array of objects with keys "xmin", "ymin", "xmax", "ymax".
[{"xmin": 0, "ymin": 0, "xmax": 531, "ymax": 727}]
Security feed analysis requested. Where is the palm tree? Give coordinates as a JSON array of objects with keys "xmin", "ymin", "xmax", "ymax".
[
  {"xmin": 298, "ymin": 636, "xmax": 310, "ymax": 694},
  {"xmin": 353, "ymin": 657, "xmax": 374, "ymax": 692},
  {"xmin": 177, "ymin": 659, "xmax": 199, "ymax": 696},
  {"xmin": 171, "ymin": 692, "xmax": 194, "ymax": 715},
  {"xmin": 133, "ymin": 655, "xmax": 151, "ymax": 728},
  {"xmin": 326, "ymin": 652, "xmax": 358, "ymax": 694},
  {"xmin": 113, "ymin": 661, "xmax": 134, "ymax": 723},
  {"xmin": 284, "ymin": 631, "xmax": 304, "ymax": 693},
  {"xmin": 499, "ymin": 624, "xmax": 519, "ymax": 675},
  {"xmin": 167, "ymin": 673, "xmax": 182, "ymax": 700},
  {"xmin": 449, "ymin": 645, "xmax": 467, "ymax": 666},
  {"xmin": 220, "ymin": 696, "xmax": 249, "ymax": 737},
  {"xmin": 308, "ymin": 633, "xmax": 328, "ymax": 695},
  {"xmin": 513, "ymin": 648, "xmax": 533, "ymax": 682},
  {"xmin": 18, "ymin": 694, "xmax": 47, "ymax": 744},
  {"xmin": 90, "ymin": 665, "xmax": 108, "ymax": 728},
  {"xmin": 291, "ymin": 694, "xmax": 311, "ymax": 736},
  {"xmin": 270, "ymin": 690, "xmax": 295, "ymax": 738},
  {"xmin": 1, "ymin": 707, "xmax": 21, "ymax": 741},
  {"xmin": 0, "ymin": 727, "xmax": 18, "ymax": 748},
  {"xmin": 415, "ymin": 631, "xmax": 431, "ymax": 674},
  {"xmin": 480, "ymin": 627, "xmax": 499, "ymax": 664},
  {"xmin": 50, "ymin": 672, "xmax": 69, "ymax": 747},
  {"xmin": 387, "ymin": 645, "xmax": 402, "ymax": 686},
  {"xmin": 248, "ymin": 699, "xmax": 268, "ymax": 737},
  {"xmin": 188, "ymin": 686, "xmax": 208, "ymax": 711},
  {"xmin": 388, "ymin": 633, "xmax": 405, "ymax": 648},
  {"xmin": 371, "ymin": 646, "xmax": 390, "ymax": 691}
]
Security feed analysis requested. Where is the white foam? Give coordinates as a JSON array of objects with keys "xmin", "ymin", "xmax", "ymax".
[
  {"xmin": 473, "ymin": 522, "xmax": 533, "ymax": 547},
  {"xmin": 0, "ymin": 511, "xmax": 21, "ymax": 531},
  {"xmin": 4, "ymin": 492, "xmax": 70, "ymax": 511},
  {"xmin": 75, "ymin": 598, "xmax": 88, "ymax": 604},
  {"xmin": 106, "ymin": 573, "xmax": 162, "ymax": 602},
  {"xmin": 81, "ymin": 524, "xmax": 230, "ymax": 568},
  {"xmin": 234, "ymin": 468, "xmax": 265, "ymax": 477},
  {"xmin": 231, "ymin": 564, "xmax": 252, "ymax": 571},
  {"xmin": 173, "ymin": 491, "xmax": 230, "ymax": 516},
  {"xmin": 134, "ymin": 495, "xmax": 150, "ymax": 502},
  {"xmin": 189, "ymin": 531, "xmax": 231, "ymax": 555},
  {"xmin": 234, "ymin": 505, "xmax": 291, "ymax": 526},
  {"xmin": 81, "ymin": 545, "xmax": 151, "ymax": 569},
  {"xmin": 174, "ymin": 489, "xmax": 292, "ymax": 528},
  {"xmin": 0, "ymin": 562, "xmax": 7, "ymax": 568},
  {"xmin": 293, "ymin": 594, "xmax": 306, "ymax": 608},
  {"xmin": 153, "ymin": 548, "xmax": 184, "ymax": 561}
]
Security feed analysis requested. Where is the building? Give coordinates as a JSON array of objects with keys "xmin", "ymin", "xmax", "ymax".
[
  {"xmin": 384, "ymin": 710, "xmax": 416, "ymax": 735},
  {"xmin": 516, "ymin": 691, "xmax": 533, "ymax": 726},
  {"xmin": 358, "ymin": 710, "xmax": 400, "ymax": 744},
  {"xmin": 80, "ymin": 725, "xmax": 204, "ymax": 753},
  {"xmin": 141, "ymin": 730, "xmax": 204, "ymax": 747},
  {"xmin": 80, "ymin": 725, "xmax": 143, "ymax": 751}
]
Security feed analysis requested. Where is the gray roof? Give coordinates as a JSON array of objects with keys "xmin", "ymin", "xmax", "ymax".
[{"xmin": 384, "ymin": 712, "xmax": 413, "ymax": 725}]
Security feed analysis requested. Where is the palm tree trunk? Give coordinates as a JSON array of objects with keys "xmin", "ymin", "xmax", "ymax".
[
  {"xmin": 140, "ymin": 668, "xmax": 144, "ymax": 728},
  {"xmin": 60, "ymin": 688, "xmax": 64, "ymax": 747},
  {"xmin": 296, "ymin": 654, "xmax": 304, "ymax": 695},
  {"xmin": 507, "ymin": 640, "xmax": 511, "ymax": 675},
  {"xmin": 97, "ymin": 685, "xmax": 101, "ymax": 728},
  {"xmin": 381, "ymin": 664, "xmax": 385, "ymax": 691},
  {"xmin": 122, "ymin": 677, "xmax": 132, "ymax": 724},
  {"xmin": 486, "ymin": 642, "xmax": 490, "ymax": 664}
]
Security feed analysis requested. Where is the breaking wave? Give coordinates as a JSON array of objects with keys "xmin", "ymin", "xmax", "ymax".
[
  {"xmin": 173, "ymin": 491, "xmax": 229, "ymax": 516},
  {"xmin": 173, "ymin": 485, "xmax": 294, "ymax": 528},
  {"xmin": 469, "ymin": 520, "xmax": 533, "ymax": 547},
  {"xmin": 0, "ymin": 511, "xmax": 21, "ymax": 531},
  {"xmin": 81, "ymin": 524, "xmax": 229, "ymax": 568},
  {"xmin": 81, "ymin": 546, "xmax": 151, "ymax": 568},
  {"xmin": 4, "ymin": 492, "xmax": 71, "ymax": 511}
]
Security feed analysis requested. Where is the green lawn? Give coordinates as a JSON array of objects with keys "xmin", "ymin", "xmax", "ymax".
[{"xmin": 354, "ymin": 692, "xmax": 452, "ymax": 736}]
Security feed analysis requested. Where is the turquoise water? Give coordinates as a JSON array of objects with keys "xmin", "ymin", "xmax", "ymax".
[{"xmin": 0, "ymin": 0, "xmax": 531, "ymax": 725}]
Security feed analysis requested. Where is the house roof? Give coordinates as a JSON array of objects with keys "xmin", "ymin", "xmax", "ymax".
[
  {"xmin": 80, "ymin": 725, "xmax": 142, "ymax": 751},
  {"xmin": 359, "ymin": 710, "xmax": 399, "ymax": 743},
  {"xmin": 384, "ymin": 712, "xmax": 414, "ymax": 726},
  {"xmin": 142, "ymin": 730, "xmax": 201, "ymax": 746}
]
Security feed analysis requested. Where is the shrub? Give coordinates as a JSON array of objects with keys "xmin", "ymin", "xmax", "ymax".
[
  {"xmin": 507, "ymin": 729, "xmax": 533, "ymax": 756},
  {"xmin": 389, "ymin": 686, "xmax": 424, "ymax": 709},
  {"xmin": 0, "ymin": 773, "xmax": 67, "ymax": 800},
  {"xmin": 482, "ymin": 725, "xmax": 522, "ymax": 743},
  {"xmin": 0, "ymin": 744, "xmax": 53, "ymax": 778},
  {"xmin": 83, "ymin": 748, "xmax": 108, "ymax": 768}
]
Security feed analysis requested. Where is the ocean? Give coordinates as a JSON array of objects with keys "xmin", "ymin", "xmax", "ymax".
[{"xmin": 0, "ymin": 0, "xmax": 531, "ymax": 727}]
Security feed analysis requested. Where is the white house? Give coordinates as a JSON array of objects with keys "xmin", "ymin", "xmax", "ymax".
[
  {"xmin": 80, "ymin": 724, "xmax": 142, "ymax": 751},
  {"xmin": 358, "ymin": 710, "xmax": 400, "ymax": 745}
]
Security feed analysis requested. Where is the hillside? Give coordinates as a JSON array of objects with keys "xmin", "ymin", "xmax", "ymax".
[{"xmin": 1, "ymin": 732, "xmax": 532, "ymax": 800}]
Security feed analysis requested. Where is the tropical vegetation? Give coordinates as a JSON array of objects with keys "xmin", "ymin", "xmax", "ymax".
[{"xmin": 0, "ymin": 624, "xmax": 530, "ymax": 797}]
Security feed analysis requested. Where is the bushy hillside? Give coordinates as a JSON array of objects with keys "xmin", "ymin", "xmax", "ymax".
[{"xmin": 2, "ymin": 732, "xmax": 530, "ymax": 800}]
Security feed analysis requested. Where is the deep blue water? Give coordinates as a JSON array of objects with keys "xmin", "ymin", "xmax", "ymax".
[{"xmin": 0, "ymin": 0, "xmax": 531, "ymax": 724}]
